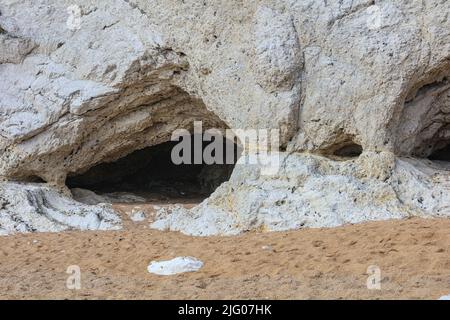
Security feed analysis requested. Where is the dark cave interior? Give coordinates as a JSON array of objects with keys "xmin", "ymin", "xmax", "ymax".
[{"xmin": 66, "ymin": 135, "xmax": 240, "ymax": 201}]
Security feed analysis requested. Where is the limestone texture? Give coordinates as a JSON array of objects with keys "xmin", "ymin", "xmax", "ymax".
[
  {"xmin": 1, "ymin": 0, "xmax": 449, "ymax": 235},
  {"xmin": 0, "ymin": 182, "xmax": 121, "ymax": 234}
]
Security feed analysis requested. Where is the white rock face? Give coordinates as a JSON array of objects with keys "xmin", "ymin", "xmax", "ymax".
[
  {"xmin": 439, "ymin": 294, "xmax": 450, "ymax": 300},
  {"xmin": 1, "ymin": 0, "xmax": 450, "ymax": 235},
  {"xmin": 152, "ymin": 152, "xmax": 450, "ymax": 236},
  {"xmin": 0, "ymin": 182, "xmax": 121, "ymax": 235},
  {"xmin": 147, "ymin": 257, "xmax": 204, "ymax": 275}
]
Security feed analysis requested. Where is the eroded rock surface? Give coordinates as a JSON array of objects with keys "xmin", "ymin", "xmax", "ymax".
[
  {"xmin": 1, "ymin": 0, "xmax": 449, "ymax": 235},
  {"xmin": 0, "ymin": 182, "xmax": 121, "ymax": 235},
  {"xmin": 151, "ymin": 153, "xmax": 450, "ymax": 236}
]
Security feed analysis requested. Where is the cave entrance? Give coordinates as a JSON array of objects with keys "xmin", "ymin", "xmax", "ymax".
[
  {"xmin": 332, "ymin": 143, "xmax": 363, "ymax": 158},
  {"xmin": 428, "ymin": 143, "xmax": 450, "ymax": 162},
  {"xmin": 396, "ymin": 69, "xmax": 450, "ymax": 168},
  {"xmin": 66, "ymin": 134, "xmax": 240, "ymax": 205},
  {"xmin": 410, "ymin": 123, "xmax": 450, "ymax": 167}
]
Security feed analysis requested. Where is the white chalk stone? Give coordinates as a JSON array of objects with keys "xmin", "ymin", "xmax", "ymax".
[
  {"xmin": 130, "ymin": 210, "xmax": 146, "ymax": 222},
  {"xmin": 147, "ymin": 257, "xmax": 204, "ymax": 275},
  {"xmin": 439, "ymin": 295, "xmax": 450, "ymax": 300}
]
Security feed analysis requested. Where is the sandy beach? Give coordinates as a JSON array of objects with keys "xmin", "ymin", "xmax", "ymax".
[{"xmin": 1, "ymin": 213, "xmax": 449, "ymax": 300}]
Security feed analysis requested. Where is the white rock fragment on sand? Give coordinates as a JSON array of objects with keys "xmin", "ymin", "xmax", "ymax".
[
  {"xmin": 147, "ymin": 257, "xmax": 203, "ymax": 275},
  {"xmin": 130, "ymin": 209, "xmax": 146, "ymax": 222},
  {"xmin": 439, "ymin": 294, "xmax": 450, "ymax": 300}
]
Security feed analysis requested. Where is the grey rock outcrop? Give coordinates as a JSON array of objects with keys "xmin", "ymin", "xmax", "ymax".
[
  {"xmin": 152, "ymin": 153, "xmax": 450, "ymax": 236},
  {"xmin": 1, "ymin": 0, "xmax": 449, "ymax": 235},
  {"xmin": 0, "ymin": 182, "xmax": 121, "ymax": 235}
]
